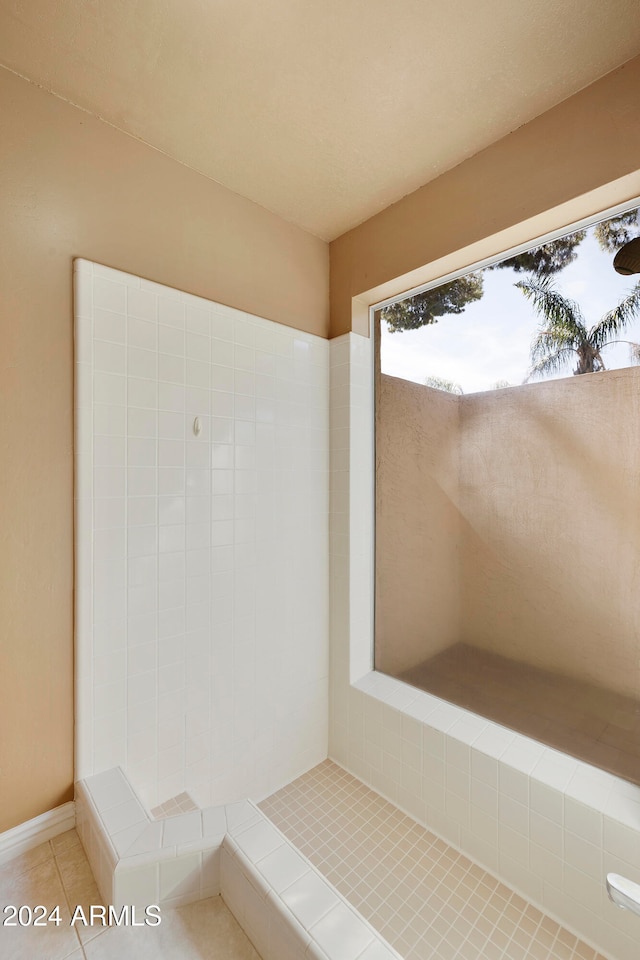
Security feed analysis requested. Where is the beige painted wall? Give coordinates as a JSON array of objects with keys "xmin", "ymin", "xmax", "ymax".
[
  {"xmin": 460, "ymin": 369, "xmax": 640, "ymax": 698},
  {"xmin": 375, "ymin": 376, "xmax": 461, "ymax": 676},
  {"xmin": 0, "ymin": 66, "xmax": 328, "ymax": 834},
  {"xmin": 375, "ymin": 369, "xmax": 640, "ymax": 699},
  {"xmin": 329, "ymin": 55, "xmax": 640, "ymax": 337}
]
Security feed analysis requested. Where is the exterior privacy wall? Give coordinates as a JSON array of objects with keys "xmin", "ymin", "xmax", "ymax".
[
  {"xmin": 75, "ymin": 260, "xmax": 329, "ymax": 810},
  {"xmin": 375, "ymin": 377, "xmax": 461, "ymax": 677},
  {"xmin": 375, "ymin": 368, "xmax": 640, "ymax": 699}
]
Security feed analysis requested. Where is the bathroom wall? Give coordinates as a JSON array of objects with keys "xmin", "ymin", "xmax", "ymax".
[
  {"xmin": 329, "ymin": 55, "xmax": 640, "ymax": 336},
  {"xmin": 0, "ymin": 65, "xmax": 328, "ymax": 834},
  {"xmin": 375, "ymin": 367, "xmax": 640, "ymax": 698},
  {"xmin": 75, "ymin": 260, "xmax": 329, "ymax": 810},
  {"xmin": 375, "ymin": 376, "xmax": 461, "ymax": 677},
  {"xmin": 3, "ymin": 49, "xmax": 640, "ymax": 839}
]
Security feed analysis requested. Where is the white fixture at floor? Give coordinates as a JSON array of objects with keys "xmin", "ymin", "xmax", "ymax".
[{"xmin": 607, "ymin": 873, "xmax": 640, "ymax": 918}]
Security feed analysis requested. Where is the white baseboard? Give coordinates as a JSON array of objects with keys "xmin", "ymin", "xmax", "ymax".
[{"xmin": 0, "ymin": 802, "xmax": 76, "ymax": 866}]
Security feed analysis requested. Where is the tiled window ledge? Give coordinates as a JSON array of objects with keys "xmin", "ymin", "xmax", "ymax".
[{"xmin": 76, "ymin": 765, "xmax": 401, "ymax": 960}]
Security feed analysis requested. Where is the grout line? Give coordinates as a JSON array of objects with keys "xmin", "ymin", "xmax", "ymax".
[
  {"xmin": 260, "ymin": 760, "xmax": 606, "ymax": 960},
  {"xmin": 50, "ymin": 840, "xmax": 86, "ymax": 957}
]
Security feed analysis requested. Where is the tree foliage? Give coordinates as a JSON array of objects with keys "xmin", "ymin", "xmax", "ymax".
[
  {"xmin": 382, "ymin": 274, "xmax": 484, "ymax": 332},
  {"xmin": 593, "ymin": 209, "xmax": 640, "ymax": 253},
  {"xmin": 381, "ymin": 233, "xmax": 587, "ymax": 333},
  {"xmin": 423, "ymin": 375, "xmax": 463, "ymax": 394},
  {"xmin": 380, "ymin": 208, "xmax": 640, "ymax": 334},
  {"xmin": 518, "ymin": 277, "xmax": 640, "ymax": 380},
  {"xmin": 488, "ymin": 232, "xmax": 586, "ymax": 275}
]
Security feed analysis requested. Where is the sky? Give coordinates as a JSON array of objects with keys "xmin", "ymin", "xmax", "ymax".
[{"xmin": 380, "ymin": 222, "xmax": 640, "ymax": 394}]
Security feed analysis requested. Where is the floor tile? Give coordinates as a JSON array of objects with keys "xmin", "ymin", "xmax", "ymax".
[
  {"xmin": 82, "ymin": 895, "xmax": 260, "ymax": 959},
  {"xmin": 0, "ymin": 856, "xmax": 82, "ymax": 960},
  {"xmin": 0, "ymin": 833, "xmax": 261, "ymax": 960},
  {"xmin": 0, "ymin": 840, "xmax": 53, "ymax": 885}
]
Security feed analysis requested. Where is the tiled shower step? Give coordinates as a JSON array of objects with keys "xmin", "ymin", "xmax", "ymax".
[{"xmin": 259, "ymin": 760, "xmax": 608, "ymax": 960}]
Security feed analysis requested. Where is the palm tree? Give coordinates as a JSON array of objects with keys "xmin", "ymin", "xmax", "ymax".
[{"xmin": 517, "ymin": 276, "xmax": 640, "ymax": 381}]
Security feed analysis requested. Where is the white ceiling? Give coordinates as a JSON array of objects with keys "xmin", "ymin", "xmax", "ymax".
[{"xmin": 1, "ymin": 0, "xmax": 639, "ymax": 240}]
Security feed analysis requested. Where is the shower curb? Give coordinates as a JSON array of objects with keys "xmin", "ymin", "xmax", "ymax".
[{"xmin": 75, "ymin": 766, "xmax": 401, "ymax": 960}]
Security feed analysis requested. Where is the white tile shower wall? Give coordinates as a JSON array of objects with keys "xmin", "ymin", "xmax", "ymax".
[
  {"xmin": 75, "ymin": 259, "xmax": 329, "ymax": 810},
  {"xmin": 328, "ymin": 332, "xmax": 640, "ymax": 960}
]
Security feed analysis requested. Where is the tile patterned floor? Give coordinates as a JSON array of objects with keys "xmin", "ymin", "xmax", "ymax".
[
  {"xmin": 259, "ymin": 760, "xmax": 610, "ymax": 960},
  {"xmin": 399, "ymin": 644, "xmax": 640, "ymax": 786},
  {"xmin": 150, "ymin": 792, "xmax": 199, "ymax": 820},
  {"xmin": 0, "ymin": 830, "xmax": 259, "ymax": 960}
]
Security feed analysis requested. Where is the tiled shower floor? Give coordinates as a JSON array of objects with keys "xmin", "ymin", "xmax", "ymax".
[
  {"xmin": 151, "ymin": 791, "xmax": 199, "ymax": 820},
  {"xmin": 399, "ymin": 644, "xmax": 640, "ymax": 786},
  {"xmin": 259, "ymin": 760, "xmax": 608, "ymax": 960}
]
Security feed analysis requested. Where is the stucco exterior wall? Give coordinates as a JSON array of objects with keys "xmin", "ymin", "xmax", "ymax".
[
  {"xmin": 375, "ymin": 367, "xmax": 640, "ymax": 699},
  {"xmin": 460, "ymin": 367, "xmax": 640, "ymax": 697},
  {"xmin": 375, "ymin": 375, "xmax": 461, "ymax": 676}
]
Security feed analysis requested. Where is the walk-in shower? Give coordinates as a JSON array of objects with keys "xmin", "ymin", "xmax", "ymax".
[{"xmin": 73, "ymin": 261, "xmax": 640, "ymax": 958}]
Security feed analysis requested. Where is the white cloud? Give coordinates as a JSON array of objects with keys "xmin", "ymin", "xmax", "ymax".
[{"xmin": 381, "ymin": 225, "xmax": 640, "ymax": 393}]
